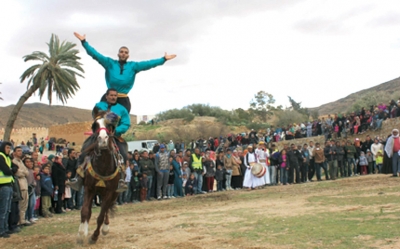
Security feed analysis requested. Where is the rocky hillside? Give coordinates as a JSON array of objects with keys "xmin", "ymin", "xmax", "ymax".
[
  {"xmin": 313, "ymin": 77, "xmax": 400, "ymax": 115},
  {"xmin": 0, "ymin": 103, "xmax": 137, "ymax": 128}
]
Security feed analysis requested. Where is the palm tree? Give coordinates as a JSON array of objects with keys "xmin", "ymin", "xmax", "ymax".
[{"xmin": 3, "ymin": 34, "xmax": 84, "ymax": 141}]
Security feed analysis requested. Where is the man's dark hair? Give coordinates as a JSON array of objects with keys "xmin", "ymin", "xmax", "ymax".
[
  {"xmin": 68, "ymin": 148, "xmax": 75, "ymax": 156},
  {"xmin": 23, "ymin": 158, "xmax": 32, "ymax": 164},
  {"xmin": 106, "ymin": 88, "xmax": 118, "ymax": 96},
  {"xmin": 119, "ymin": 46, "xmax": 129, "ymax": 52},
  {"xmin": 14, "ymin": 146, "xmax": 22, "ymax": 151}
]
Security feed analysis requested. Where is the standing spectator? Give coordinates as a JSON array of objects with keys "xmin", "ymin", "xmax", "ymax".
[
  {"xmin": 139, "ymin": 173, "xmax": 148, "ymax": 202},
  {"xmin": 0, "ymin": 142, "xmax": 16, "ymax": 237},
  {"xmin": 51, "ymin": 156, "xmax": 66, "ymax": 213},
  {"xmin": 279, "ymin": 149, "xmax": 288, "ymax": 185},
  {"xmin": 189, "ymin": 148, "xmax": 206, "ymax": 194},
  {"xmin": 13, "ymin": 146, "xmax": 31, "ymax": 226},
  {"xmin": 366, "ymin": 150, "xmax": 374, "ymax": 174},
  {"xmin": 308, "ymin": 141, "xmax": 316, "ymax": 181},
  {"xmin": 345, "ymin": 141, "xmax": 357, "ymax": 176},
  {"xmin": 301, "ymin": 144, "xmax": 310, "ymax": 183},
  {"xmin": 203, "ymin": 151, "xmax": 216, "ymax": 192},
  {"xmin": 171, "ymin": 152, "xmax": 183, "ymax": 197},
  {"xmin": 359, "ymin": 152, "xmax": 368, "ymax": 175},
  {"xmin": 371, "ymin": 138, "xmax": 383, "ymax": 173},
  {"xmin": 155, "ymin": 144, "xmax": 170, "ymax": 200},
  {"xmin": 324, "ymin": 140, "xmax": 338, "ymax": 180},
  {"xmin": 231, "ymin": 150, "xmax": 243, "ymax": 189},
  {"xmin": 166, "ymin": 162, "xmax": 175, "ymax": 198},
  {"xmin": 336, "ymin": 141, "xmax": 346, "ymax": 178},
  {"xmin": 384, "ymin": 129, "xmax": 400, "ymax": 177},
  {"xmin": 313, "ymin": 143, "xmax": 328, "ymax": 181},
  {"xmin": 375, "ymin": 150, "xmax": 383, "ymax": 173},
  {"xmin": 24, "ymin": 158, "xmax": 36, "ymax": 223},
  {"xmin": 223, "ymin": 149, "xmax": 235, "ymax": 190},
  {"xmin": 130, "ymin": 170, "xmax": 140, "ymax": 203},
  {"xmin": 287, "ymin": 144, "xmax": 301, "ymax": 184},
  {"xmin": 139, "ymin": 151, "xmax": 155, "ymax": 200},
  {"xmin": 40, "ymin": 164, "xmax": 53, "ymax": 218},
  {"xmin": 215, "ymin": 165, "xmax": 224, "ymax": 191}
]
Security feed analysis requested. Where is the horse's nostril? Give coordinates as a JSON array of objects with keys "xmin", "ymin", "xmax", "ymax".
[{"xmin": 105, "ymin": 136, "xmax": 108, "ymax": 139}]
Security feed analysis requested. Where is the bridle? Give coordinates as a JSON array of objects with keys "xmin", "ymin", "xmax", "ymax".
[{"xmin": 96, "ymin": 127, "xmax": 111, "ymax": 135}]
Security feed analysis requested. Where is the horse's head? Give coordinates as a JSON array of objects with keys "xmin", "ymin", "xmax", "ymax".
[{"xmin": 92, "ymin": 109, "xmax": 120, "ymax": 150}]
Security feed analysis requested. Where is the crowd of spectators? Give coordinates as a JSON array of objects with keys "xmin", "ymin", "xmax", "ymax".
[{"xmin": 2, "ymin": 100, "xmax": 400, "ymax": 238}]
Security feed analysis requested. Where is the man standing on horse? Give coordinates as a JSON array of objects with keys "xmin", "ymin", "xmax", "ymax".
[
  {"xmin": 73, "ymin": 32, "xmax": 176, "ymax": 113},
  {"xmin": 70, "ymin": 88, "xmax": 131, "ymax": 192}
]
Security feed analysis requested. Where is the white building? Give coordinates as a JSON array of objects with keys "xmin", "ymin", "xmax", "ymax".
[{"xmin": 137, "ymin": 115, "xmax": 157, "ymax": 124}]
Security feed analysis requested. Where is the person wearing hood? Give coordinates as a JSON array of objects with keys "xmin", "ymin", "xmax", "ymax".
[
  {"xmin": 384, "ymin": 129, "xmax": 400, "ymax": 177},
  {"xmin": 0, "ymin": 142, "xmax": 16, "ymax": 238}
]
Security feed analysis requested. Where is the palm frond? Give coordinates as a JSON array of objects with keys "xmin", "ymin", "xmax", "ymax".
[{"xmin": 20, "ymin": 33, "xmax": 85, "ymax": 105}]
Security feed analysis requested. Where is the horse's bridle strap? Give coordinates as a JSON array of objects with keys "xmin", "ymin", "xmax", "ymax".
[{"xmin": 96, "ymin": 127, "xmax": 110, "ymax": 134}]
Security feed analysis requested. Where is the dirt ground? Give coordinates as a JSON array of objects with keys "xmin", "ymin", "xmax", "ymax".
[{"xmin": 1, "ymin": 174, "xmax": 400, "ymax": 249}]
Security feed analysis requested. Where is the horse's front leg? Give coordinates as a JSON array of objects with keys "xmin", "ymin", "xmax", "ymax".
[
  {"xmin": 77, "ymin": 186, "xmax": 95, "ymax": 244},
  {"xmin": 89, "ymin": 196, "xmax": 108, "ymax": 243},
  {"xmin": 101, "ymin": 211, "xmax": 109, "ymax": 236}
]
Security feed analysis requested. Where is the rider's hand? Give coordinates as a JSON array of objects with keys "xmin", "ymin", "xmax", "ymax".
[
  {"xmin": 164, "ymin": 52, "xmax": 176, "ymax": 61},
  {"xmin": 73, "ymin": 32, "xmax": 86, "ymax": 41}
]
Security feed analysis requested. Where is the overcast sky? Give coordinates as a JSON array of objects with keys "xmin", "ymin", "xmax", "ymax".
[{"xmin": 1, "ymin": 0, "xmax": 400, "ymax": 115}]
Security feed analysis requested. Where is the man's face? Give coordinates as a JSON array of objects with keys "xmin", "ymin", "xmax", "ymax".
[
  {"xmin": 70, "ymin": 151, "xmax": 77, "ymax": 159},
  {"xmin": 25, "ymin": 159, "xmax": 33, "ymax": 169},
  {"xmin": 142, "ymin": 152, "xmax": 148, "ymax": 159},
  {"xmin": 291, "ymin": 145, "xmax": 296, "ymax": 150},
  {"xmin": 5, "ymin": 145, "xmax": 11, "ymax": 155},
  {"xmin": 160, "ymin": 147, "xmax": 165, "ymax": 153},
  {"xmin": 118, "ymin": 47, "xmax": 129, "ymax": 61},
  {"xmin": 310, "ymin": 142, "xmax": 314, "ymax": 147},
  {"xmin": 106, "ymin": 91, "xmax": 118, "ymax": 104},
  {"xmin": 62, "ymin": 150, "xmax": 68, "ymax": 156},
  {"xmin": 31, "ymin": 152, "xmax": 38, "ymax": 161},
  {"xmin": 14, "ymin": 148, "xmax": 22, "ymax": 158}
]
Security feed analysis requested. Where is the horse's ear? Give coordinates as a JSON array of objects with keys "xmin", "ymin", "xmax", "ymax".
[{"xmin": 92, "ymin": 106, "xmax": 99, "ymax": 119}]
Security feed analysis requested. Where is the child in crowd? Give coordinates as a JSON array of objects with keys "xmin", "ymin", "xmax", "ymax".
[
  {"xmin": 375, "ymin": 150, "xmax": 383, "ymax": 173},
  {"xmin": 359, "ymin": 151, "xmax": 368, "ymax": 175},
  {"xmin": 130, "ymin": 170, "xmax": 140, "ymax": 203},
  {"xmin": 182, "ymin": 162, "xmax": 191, "ymax": 177},
  {"xmin": 139, "ymin": 172, "xmax": 148, "ymax": 202},
  {"xmin": 40, "ymin": 165, "xmax": 54, "ymax": 218},
  {"xmin": 279, "ymin": 149, "xmax": 288, "ymax": 185},
  {"xmin": 33, "ymin": 166, "xmax": 41, "ymax": 219},
  {"xmin": 64, "ymin": 171, "xmax": 72, "ymax": 211},
  {"xmin": 366, "ymin": 150, "xmax": 374, "ymax": 174},
  {"xmin": 185, "ymin": 173, "xmax": 197, "ymax": 196},
  {"xmin": 215, "ymin": 165, "xmax": 224, "ymax": 191},
  {"xmin": 167, "ymin": 164, "xmax": 175, "ymax": 198},
  {"xmin": 182, "ymin": 173, "xmax": 188, "ymax": 195}
]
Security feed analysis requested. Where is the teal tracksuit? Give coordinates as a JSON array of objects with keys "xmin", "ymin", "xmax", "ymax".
[
  {"xmin": 82, "ymin": 41, "xmax": 166, "ymax": 94},
  {"xmin": 93, "ymin": 102, "xmax": 131, "ymax": 137}
]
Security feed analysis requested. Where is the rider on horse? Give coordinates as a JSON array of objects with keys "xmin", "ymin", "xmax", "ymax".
[
  {"xmin": 70, "ymin": 88, "xmax": 131, "ymax": 192},
  {"xmin": 73, "ymin": 32, "xmax": 176, "ymax": 113}
]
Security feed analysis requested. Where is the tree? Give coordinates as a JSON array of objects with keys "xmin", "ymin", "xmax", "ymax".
[
  {"xmin": 3, "ymin": 34, "xmax": 84, "ymax": 141},
  {"xmin": 249, "ymin": 91, "xmax": 275, "ymax": 122},
  {"xmin": 288, "ymin": 96, "xmax": 309, "ymax": 116}
]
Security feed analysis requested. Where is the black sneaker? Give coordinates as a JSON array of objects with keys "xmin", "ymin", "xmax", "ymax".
[{"xmin": 0, "ymin": 233, "xmax": 10, "ymax": 238}]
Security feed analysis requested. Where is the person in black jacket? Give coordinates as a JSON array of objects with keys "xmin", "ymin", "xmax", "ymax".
[
  {"xmin": 324, "ymin": 140, "xmax": 338, "ymax": 180},
  {"xmin": 287, "ymin": 144, "xmax": 302, "ymax": 184},
  {"xmin": 51, "ymin": 156, "xmax": 66, "ymax": 214}
]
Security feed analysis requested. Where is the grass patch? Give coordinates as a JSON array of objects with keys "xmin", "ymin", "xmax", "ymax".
[{"xmin": 224, "ymin": 209, "xmax": 400, "ymax": 249}]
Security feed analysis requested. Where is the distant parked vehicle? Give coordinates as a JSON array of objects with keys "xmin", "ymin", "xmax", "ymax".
[{"xmin": 127, "ymin": 140, "xmax": 158, "ymax": 153}]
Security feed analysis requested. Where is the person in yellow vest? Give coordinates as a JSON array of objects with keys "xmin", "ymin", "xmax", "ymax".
[
  {"xmin": 189, "ymin": 148, "xmax": 206, "ymax": 194},
  {"xmin": 0, "ymin": 142, "xmax": 15, "ymax": 238},
  {"xmin": 12, "ymin": 146, "xmax": 32, "ymax": 227}
]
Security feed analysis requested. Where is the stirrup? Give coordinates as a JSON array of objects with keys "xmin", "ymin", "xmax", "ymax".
[
  {"xmin": 70, "ymin": 176, "xmax": 83, "ymax": 191},
  {"xmin": 116, "ymin": 180, "xmax": 128, "ymax": 193}
]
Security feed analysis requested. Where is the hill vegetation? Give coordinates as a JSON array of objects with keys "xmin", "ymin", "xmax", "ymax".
[{"xmin": 0, "ymin": 103, "xmax": 136, "ymax": 128}]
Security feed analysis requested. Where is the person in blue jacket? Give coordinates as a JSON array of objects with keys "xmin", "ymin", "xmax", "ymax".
[
  {"xmin": 70, "ymin": 88, "xmax": 131, "ymax": 192},
  {"xmin": 73, "ymin": 32, "xmax": 176, "ymax": 113}
]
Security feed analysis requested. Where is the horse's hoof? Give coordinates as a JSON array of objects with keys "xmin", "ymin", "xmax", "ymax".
[
  {"xmin": 102, "ymin": 229, "xmax": 109, "ymax": 236},
  {"xmin": 88, "ymin": 236, "xmax": 97, "ymax": 244}
]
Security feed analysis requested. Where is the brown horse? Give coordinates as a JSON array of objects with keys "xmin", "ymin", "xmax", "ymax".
[{"xmin": 77, "ymin": 110, "xmax": 120, "ymax": 244}]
